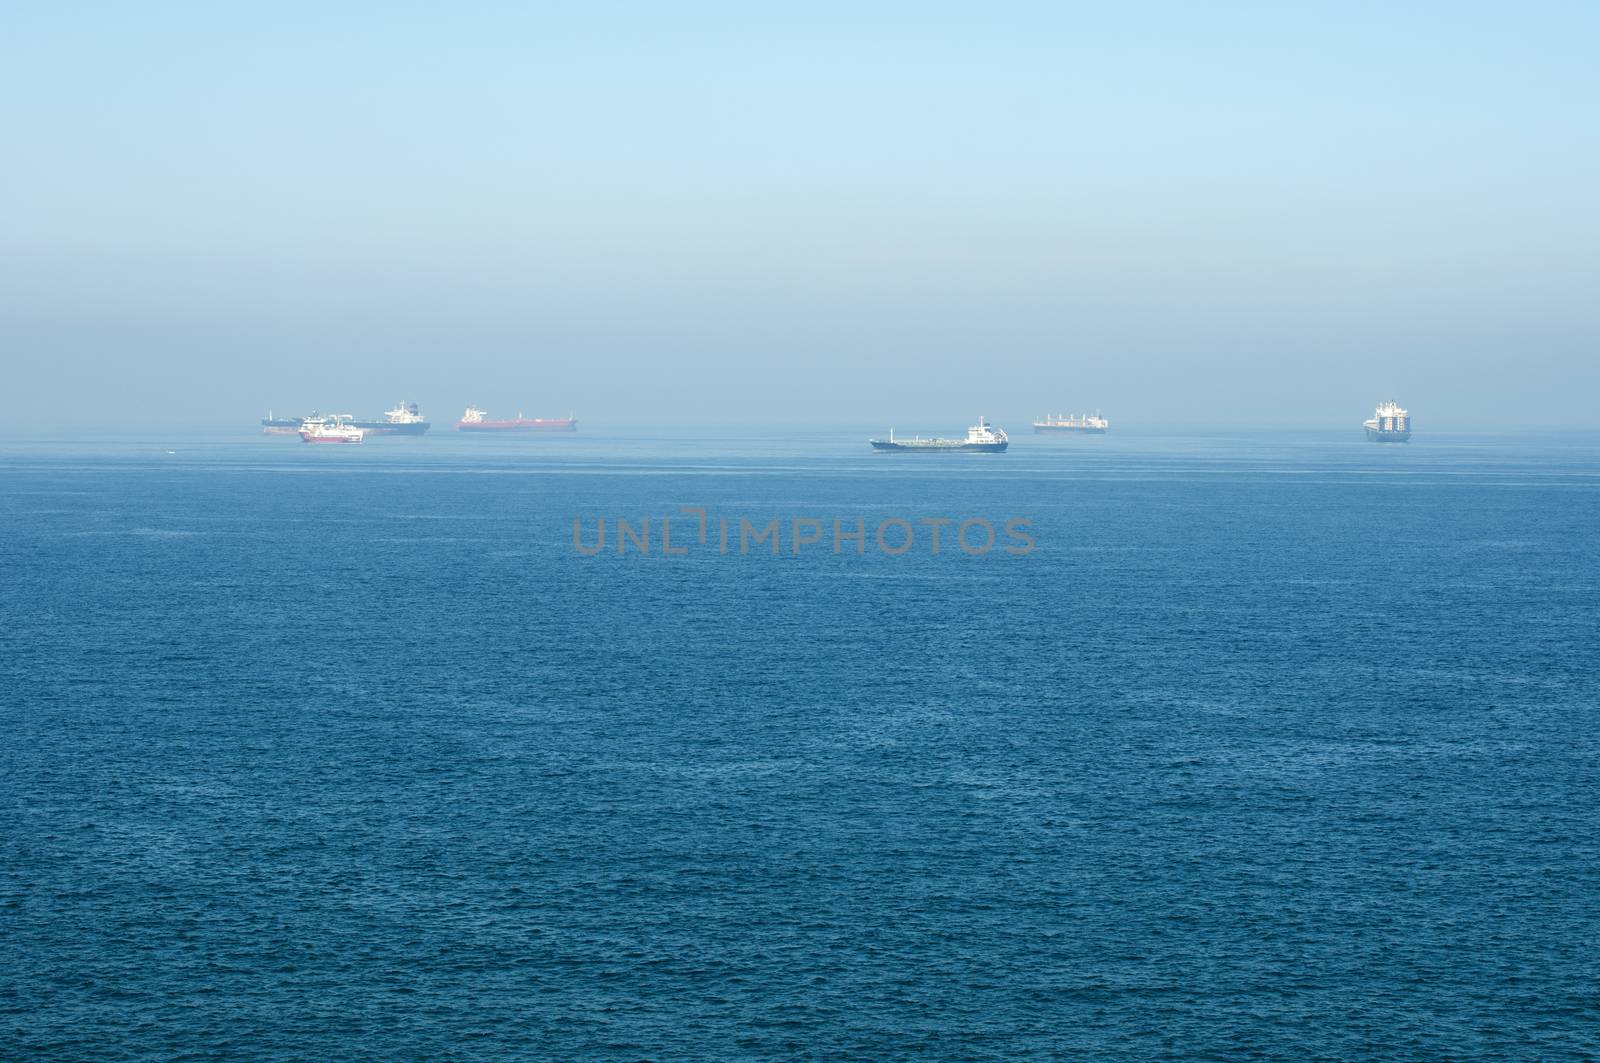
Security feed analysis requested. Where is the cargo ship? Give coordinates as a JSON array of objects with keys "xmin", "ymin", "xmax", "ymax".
[
  {"xmin": 1033, "ymin": 412, "xmax": 1109, "ymax": 434},
  {"xmin": 298, "ymin": 415, "xmax": 365, "ymax": 444},
  {"xmin": 870, "ymin": 417, "xmax": 1008, "ymax": 452},
  {"xmin": 1364, "ymin": 400, "xmax": 1412, "ymax": 442},
  {"xmin": 457, "ymin": 406, "xmax": 578, "ymax": 432},
  {"xmin": 353, "ymin": 401, "xmax": 429, "ymax": 436}
]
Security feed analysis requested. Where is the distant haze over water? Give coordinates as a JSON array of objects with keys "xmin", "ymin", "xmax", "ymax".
[{"xmin": 2, "ymin": 5, "xmax": 1597, "ymax": 430}]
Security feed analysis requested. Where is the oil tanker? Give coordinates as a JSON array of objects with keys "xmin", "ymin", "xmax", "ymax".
[
  {"xmin": 457, "ymin": 406, "xmax": 577, "ymax": 432},
  {"xmin": 354, "ymin": 401, "xmax": 429, "ymax": 435},
  {"xmin": 870, "ymin": 417, "xmax": 1008, "ymax": 452},
  {"xmin": 260, "ymin": 410, "xmax": 313, "ymax": 435},
  {"xmin": 1033, "ymin": 412, "xmax": 1109, "ymax": 434}
]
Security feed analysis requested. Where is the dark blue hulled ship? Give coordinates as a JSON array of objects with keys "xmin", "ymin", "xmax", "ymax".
[
  {"xmin": 870, "ymin": 417, "xmax": 1009, "ymax": 452},
  {"xmin": 260, "ymin": 410, "xmax": 318, "ymax": 435}
]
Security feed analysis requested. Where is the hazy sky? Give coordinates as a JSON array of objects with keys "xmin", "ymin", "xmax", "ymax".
[{"xmin": 3, "ymin": 3, "xmax": 1596, "ymax": 430}]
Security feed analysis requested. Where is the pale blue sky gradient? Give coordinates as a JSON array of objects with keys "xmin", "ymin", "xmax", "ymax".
[{"xmin": 3, "ymin": 3, "xmax": 1596, "ymax": 429}]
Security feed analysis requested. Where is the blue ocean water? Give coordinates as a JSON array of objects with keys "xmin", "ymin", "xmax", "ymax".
[{"xmin": 2, "ymin": 429, "xmax": 1597, "ymax": 1060}]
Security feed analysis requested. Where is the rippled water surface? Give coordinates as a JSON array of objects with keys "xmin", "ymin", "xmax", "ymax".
[{"xmin": 2, "ymin": 430, "xmax": 1597, "ymax": 1059}]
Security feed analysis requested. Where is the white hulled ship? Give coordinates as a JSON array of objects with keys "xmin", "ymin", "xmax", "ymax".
[
  {"xmin": 298, "ymin": 415, "xmax": 366, "ymax": 444},
  {"xmin": 1364, "ymin": 401, "xmax": 1411, "ymax": 443},
  {"xmin": 457, "ymin": 407, "xmax": 578, "ymax": 432},
  {"xmin": 1033, "ymin": 412, "xmax": 1109, "ymax": 434}
]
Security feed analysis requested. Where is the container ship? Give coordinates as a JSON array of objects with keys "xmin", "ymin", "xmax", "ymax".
[
  {"xmin": 298, "ymin": 415, "xmax": 365, "ymax": 444},
  {"xmin": 457, "ymin": 407, "xmax": 578, "ymax": 432},
  {"xmin": 1364, "ymin": 400, "xmax": 1412, "ymax": 442},
  {"xmin": 870, "ymin": 417, "xmax": 1008, "ymax": 452},
  {"xmin": 1033, "ymin": 412, "xmax": 1109, "ymax": 434}
]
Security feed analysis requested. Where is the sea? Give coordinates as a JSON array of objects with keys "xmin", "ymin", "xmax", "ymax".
[{"xmin": 2, "ymin": 428, "xmax": 1597, "ymax": 1060}]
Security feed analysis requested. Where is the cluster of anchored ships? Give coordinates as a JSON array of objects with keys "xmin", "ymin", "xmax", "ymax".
[
  {"xmin": 261, "ymin": 403, "xmax": 577, "ymax": 444},
  {"xmin": 869, "ymin": 413, "xmax": 1107, "ymax": 452},
  {"xmin": 265, "ymin": 399, "xmax": 1413, "ymax": 449},
  {"xmin": 869, "ymin": 401, "xmax": 1412, "ymax": 452}
]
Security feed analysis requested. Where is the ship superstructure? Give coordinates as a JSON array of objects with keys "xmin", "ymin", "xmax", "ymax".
[
  {"xmin": 1033, "ymin": 412, "xmax": 1109, "ymax": 434},
  {"xmin": 456, "ymin": 406, "xmax": 578, "ymax": 432},
  {"xmin": 870, "ymin": 417, "xmax": 1009, "ymax": 452},
  {"xmin": 352, "ymin": 402, "xmax": 430, "ymax": 436},
  {"xmin": 1364, "ymin": 401, "xmax": 1412, "ymax": 442}
]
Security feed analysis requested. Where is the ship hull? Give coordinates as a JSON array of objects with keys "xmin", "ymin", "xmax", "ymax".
[
  {"xmin": 1365, "ymin": 428, "xmax": 1411, "ymax": 443},
  {"xmin": 1033, "ymin": 424, "xmax": 1107, "ymax": 434},
  {"xmin": 351, "ymin": 421, "xmax": 430, "ymax": 435},
  {"xmin": 870, "ymin": 440, "xmax": 1008, "ymax": 452},
  {"xmin": 299, "ymin": 435, "xmax": 363, "ymax": 444},
  {"xmin": 458, "ymin": 419, "xmax": 578, "ymax": 432}
]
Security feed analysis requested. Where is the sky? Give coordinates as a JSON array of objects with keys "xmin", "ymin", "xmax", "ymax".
[{"xmin": 2, "ymin": 2, "xmax": 1597, "ymax": 431}]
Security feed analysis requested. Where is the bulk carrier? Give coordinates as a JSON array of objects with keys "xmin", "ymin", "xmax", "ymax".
[
  {"xmin": 1364, "ymin": 401, "xmax": 1412, "ymax": 442},
  {"xmin": 870, "ymin": 417, "xmax": 1008, "ymax": 452}
]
